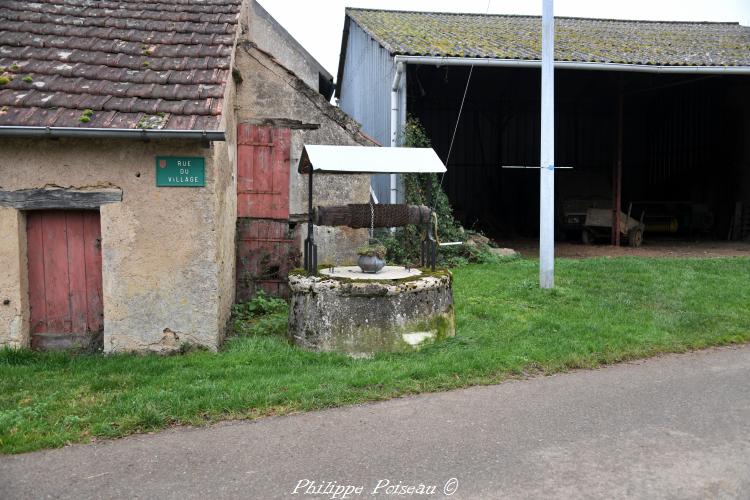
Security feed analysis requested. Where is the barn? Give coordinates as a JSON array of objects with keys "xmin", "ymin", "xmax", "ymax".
[
  {"xmin": 0, "ymin": 0, "xmax": 373, "ymax": 353},
  {"xmin": 336, "ymin": 9, "xmax": 750, "ymax": 244}
]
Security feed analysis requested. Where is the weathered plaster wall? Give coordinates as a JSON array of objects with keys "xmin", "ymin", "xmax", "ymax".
[
  {"xmin": 0, "ymin": 208, "xmax": 29, "ymax": 348},
  {"xmin": 233, "ymin": 37, "xmax": 376, "ymax": 264},
  {"xmin": 213, "ymin": 116, "xmax": 237, "ymax": 339},
  {"xmin": 0, "ymin": 137, "xmax": 232, "ymax": 352}
]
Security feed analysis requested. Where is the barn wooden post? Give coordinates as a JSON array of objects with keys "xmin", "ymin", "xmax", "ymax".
[
  {"xmin": 612, "ymin": 79, "xmax": 624, "ymax": 246},
  {"xmin": 539, "ymin": 0, "xmax": 555, "ymax": 288}
]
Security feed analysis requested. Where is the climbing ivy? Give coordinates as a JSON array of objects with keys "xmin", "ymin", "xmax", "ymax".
[{"xmin": 379, "ymin": 116, "xmax": 495, "ymax": 267}]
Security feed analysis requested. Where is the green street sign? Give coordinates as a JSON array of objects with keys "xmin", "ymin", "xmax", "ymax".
[{"xmin": 156, "ymin": 156, "xmax": 205, "ymax": 187}]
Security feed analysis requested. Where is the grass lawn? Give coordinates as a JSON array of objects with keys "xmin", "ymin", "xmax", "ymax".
[{"xmin": 2, "ymin": 257, "xmax": 749, "ymax": 454}]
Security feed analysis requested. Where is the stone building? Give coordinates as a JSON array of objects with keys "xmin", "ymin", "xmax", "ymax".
[
  {"xmin": 0, "ymin": 0, "xmax": 372, "ymax": 353},
  {"xmin": 234, "ymin": 1, "xmax": 374, "ymax": 301}
]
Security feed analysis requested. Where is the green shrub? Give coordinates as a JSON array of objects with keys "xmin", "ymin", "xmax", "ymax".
[
  {"xmin": 0, "ymin": 347, "xmax": 39, "ymax": 366},
  {"xmin": 231, "ymin": 291, "xmax": 288, "ymax": 337},
  {"xmin": 356, "ymin": 244, "xmax": 386, "ymax": 258},
  {"xmin": 387, "ymin": 116, "xmax": 497, "ymax": 267}
]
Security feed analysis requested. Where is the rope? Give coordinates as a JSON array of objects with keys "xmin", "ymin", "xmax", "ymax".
[
  {"xmin": 432, "ymin": 212, "xmax": 441, "ymax": 246},
  {"xmin": 425, "ymin": 1, "xmax": 492, "ymax": 252},
  {"xmin": 443, "ymin": 67, "xmax": 474, "ymax": 183},
  {"xmin": 437, "ymin": 0, "xmax": 493, "ymax": 192},
  {"xmin": 421, "ymin": 212, "xmax": 442, "ymax": 244}
]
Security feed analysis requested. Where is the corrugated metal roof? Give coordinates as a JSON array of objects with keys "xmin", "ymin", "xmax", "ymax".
[
  {"xmin": 0, "ymin": 0, "xmax": 241, "ymax": 130},
  {"xmin": 346, "ymin": 8, "xmax": 750, "ymax": 68},
  {"xmin": 299, "ymin": 145, "xmax": 446, "ymax": 174}
]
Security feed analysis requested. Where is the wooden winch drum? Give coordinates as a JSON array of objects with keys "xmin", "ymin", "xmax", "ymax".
[{"xmin": 314, "ymin": 204, "xmax": 432, "ymax": 228}]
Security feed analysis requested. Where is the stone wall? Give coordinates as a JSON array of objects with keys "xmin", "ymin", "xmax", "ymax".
[
  {"xmin": 0, "ymin": 137, "xmax": 233, "ymax": 353},
  {"xmin": 234, "ymin": 14, "xmax": 376, "ymax": 266},
  {"xmin": 288, "ymin": 270, "xmax": 455, "ymax": 356},
  {"xmin": 0, "ymin": 208, "xmax": 29, "ymax": 348},
  {"xmin": 245, "ymin": 0, "xmax": 331, "ymax": 93}
]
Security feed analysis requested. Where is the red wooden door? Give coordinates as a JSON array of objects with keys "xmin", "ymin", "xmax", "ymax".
[
  {"xmin": 26, "ymin": 210, "xmax": 103, "ymax": 350},
  {"xmin": 237, "ymin": 125, "xmax": 291, "ymax": 219},
  {"xmin": 236, "ymin": 124, "xmax": 297, "ymax": 299}
]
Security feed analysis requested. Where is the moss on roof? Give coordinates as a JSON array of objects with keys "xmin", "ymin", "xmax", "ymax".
[{"xmin": 347, "ymin": 8, "xmax": 750, "ymax": 67}]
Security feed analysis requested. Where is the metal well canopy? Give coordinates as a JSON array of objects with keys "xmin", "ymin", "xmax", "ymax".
[{"xmin": 298, "ymin": 145, "xmax": 446, "ymax": 174}]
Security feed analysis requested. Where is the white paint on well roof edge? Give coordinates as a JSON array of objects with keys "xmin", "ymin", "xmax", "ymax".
[{"xmin": 299, "ymin": 145, "xmax": 446, "ymax": 174}]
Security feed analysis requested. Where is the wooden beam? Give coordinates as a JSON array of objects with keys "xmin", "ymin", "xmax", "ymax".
[
  {"xmin": 612, "ymin": 80, "xmax": 624, "ymax": 246},
  {"xmin": 239, "ymin": 118, "xmax": 320, "ymax": 130},
  {"xmin": 0, "ymin": 188, "xmax": 122, "ymax": 210}
]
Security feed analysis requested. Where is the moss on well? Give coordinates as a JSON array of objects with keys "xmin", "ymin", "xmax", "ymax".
[{"xmin": 328, "ymin": 309, "xmax": 455, "ymax": 355}]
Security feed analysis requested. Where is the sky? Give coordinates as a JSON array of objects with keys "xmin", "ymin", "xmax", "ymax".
[{"xmin": 258, "ymin": 0, "xmax": 750, "ymax": 77}]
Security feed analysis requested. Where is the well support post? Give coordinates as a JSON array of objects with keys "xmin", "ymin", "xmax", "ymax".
[
  {"xmin": 422, "ymin": 176, "xmax": 437, "ymax": 271},
  {"xmin": 304, "ymin": 169, "xmax": 317, "ymax": 273}
]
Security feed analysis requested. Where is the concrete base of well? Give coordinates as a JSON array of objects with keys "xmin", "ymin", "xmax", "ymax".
[{"xmin": 288, "ymin": 269, "xmax": 455, "ymax": 356}]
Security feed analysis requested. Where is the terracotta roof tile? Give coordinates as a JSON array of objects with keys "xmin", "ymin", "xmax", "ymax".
[
  {"xmin": 347, "ymin": 9, "xmax": 750, "ymax": 67},
  {"xmin": 0, "ymin": 0, "xmax": 241, "ymax": 130}
]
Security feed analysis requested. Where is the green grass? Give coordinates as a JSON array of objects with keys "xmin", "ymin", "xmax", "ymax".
[{"xmin": 2, "ymin": 257, "xmax": 749, "ymax": 454}]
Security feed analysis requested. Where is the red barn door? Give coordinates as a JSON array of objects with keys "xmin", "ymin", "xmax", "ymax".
[{"xmin": 26, "ymin": 210, "xmax": 103, "ymax": 350}]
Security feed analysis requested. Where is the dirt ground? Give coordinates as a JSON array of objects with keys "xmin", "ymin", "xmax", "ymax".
[{"xmin": 496, "ymin": 238, "xmax": 750, "ymax": 259}]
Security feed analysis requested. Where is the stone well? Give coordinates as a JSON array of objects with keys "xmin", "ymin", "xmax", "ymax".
[{"xmin": 288, "ymin": 266, "xmax": 455, "ymax": 356}]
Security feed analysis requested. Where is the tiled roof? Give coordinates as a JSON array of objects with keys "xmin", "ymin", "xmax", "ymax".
[
  {"xmin": 0, "ymin": 0, "xmax": 242, "ymax": 130},
  {"xmin": 347, "ymin": 8, "xmax": 750, "ymax": 67}
]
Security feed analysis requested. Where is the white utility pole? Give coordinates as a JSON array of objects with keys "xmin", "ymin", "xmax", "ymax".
[{"xmin": 539, "ymin": 0, "xmax": 555, "ymax": 289}]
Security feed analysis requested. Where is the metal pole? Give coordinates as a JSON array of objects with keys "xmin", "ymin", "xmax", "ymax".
[{"xmin": 539, "ymin": 0, "xmax": 555, "ymax": 289}]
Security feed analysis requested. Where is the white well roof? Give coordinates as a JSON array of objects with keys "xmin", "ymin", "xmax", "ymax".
[{"xmin": 298, "ymin": 145, "xmax": 446, "ymax": 174}]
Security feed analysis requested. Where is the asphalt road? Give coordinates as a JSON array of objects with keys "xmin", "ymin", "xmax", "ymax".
[{"xmin": 2, "ymin": 346, "xmax": 750, "ymax": 500}]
